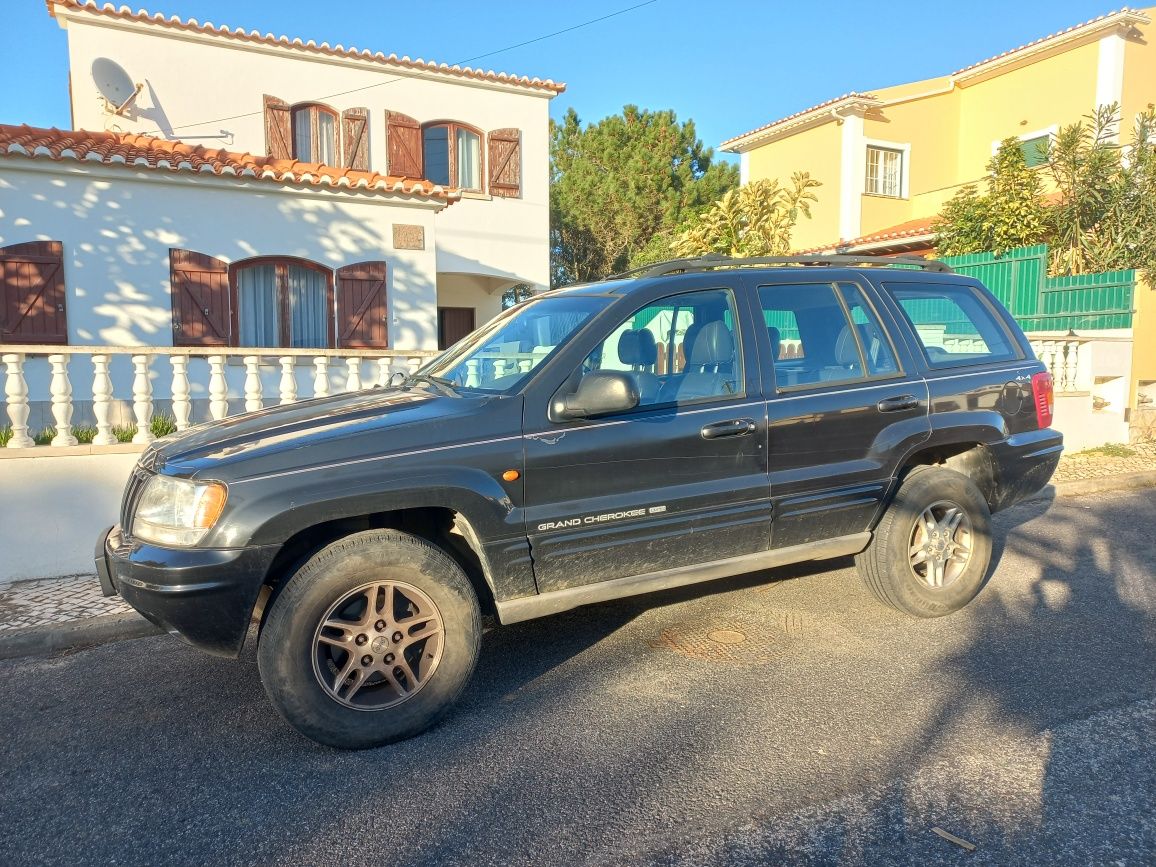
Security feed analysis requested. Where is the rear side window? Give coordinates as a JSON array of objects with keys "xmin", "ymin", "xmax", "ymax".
[
  {"xmin": 757, "ymin": 282, "xmax": 900, "ymax": 390},
  {"xmin": 885, "ymin": 282, "xmax": 1021, "ymax": 368}
]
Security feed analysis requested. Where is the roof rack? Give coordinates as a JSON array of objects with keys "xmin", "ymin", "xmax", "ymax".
[{"xmin": 606, "ymin": 253, "xmax": 953, "ymax": 280}]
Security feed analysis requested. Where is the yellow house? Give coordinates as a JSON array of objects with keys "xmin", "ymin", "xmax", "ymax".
[{"xmin": 720, "ymin": 7, "xmax": 1156, "ymax": 255}]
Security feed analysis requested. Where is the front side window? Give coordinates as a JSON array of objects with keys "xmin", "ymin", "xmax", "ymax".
[
  {"xmin": 563, "ymin": 288, "xmax": 743, "ymax": 412},
  {"xmin": 758, "ymin": 282, "xmax": 897, "ymax": 390},
  {"xmin": 865, "ymin": 145, "xmax": 903, "ymax": 197},
  {"xmin": 424, "ymin": 295, "xmax": 605, "ymax": 393},
  {"xmin": 422, "ymin": 122, "xmax": 483, "ymax": 190},
  {"xmin": 292, "ymin": 104, "xmax": 338, "ymax": 165},
  {"xmin": 234, "ymin": 259, "xmax": 331, "ymax": 349},
  {"xmin": 885, "ymin": 281, "xmax": 1021, "ymax": 368}
]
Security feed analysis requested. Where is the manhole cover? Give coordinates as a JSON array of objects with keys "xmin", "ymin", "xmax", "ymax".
[{"xmin": 707, "ymin": 629, "xmax": 747, "ymax": 645}]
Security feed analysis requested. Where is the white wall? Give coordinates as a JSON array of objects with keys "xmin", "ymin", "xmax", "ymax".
[
  {"xmin": 0, "ymin": 449, "xmax": 140, "ymax": 583},
  {"xmin": 61, "ymin": 10, "xmax": 554, "ymax": 289},
  {"xmin": 436, "ymin": 274, "xmax": 505, "ymax": 331},
  {"xmin": 0, "ymin": 161, "xmax": 441, "ymax": 350}
]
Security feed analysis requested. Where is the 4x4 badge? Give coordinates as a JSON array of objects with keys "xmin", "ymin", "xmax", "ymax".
[{"xmin": 529, "ymin": 432, "xmax": 566, "ymax": 445}]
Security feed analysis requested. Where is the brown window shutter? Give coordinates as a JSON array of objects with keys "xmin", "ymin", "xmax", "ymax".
[
  {"xmin": 264, "ymin": 95, "xmax": 293, "ymax": 160},
  {"xmin": 342, "ymin": 107, "xmax": 370, "ymax": 171},
  {"xmin": 384, "ymin": 111, "xmax": 423, "ymax": 178},
  {"xmin": 336, "ymin": 261, "xmax": 388, "ymax": 348},
  {"xmin": 169, "ymin": 249, "xmax": 232, "ymax": 346},
  {"xmin": 0, "ymin": 241, "xmax": 68, "ymax": 344},
  {"xmin": 488, "ymin": 128, "xmax": 522, "ymax": 197}
]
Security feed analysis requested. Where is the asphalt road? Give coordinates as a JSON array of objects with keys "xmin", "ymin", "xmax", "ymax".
[{"xmin": 1, "ymin": 489, "xmax": 1153, "ymax": 866}]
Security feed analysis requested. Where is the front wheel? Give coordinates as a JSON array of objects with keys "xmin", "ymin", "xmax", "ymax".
[
  {"xmin": 258, "ymin": 529, "xmax": 481, "ymax": 749},
  {"xmin": 856, "ymin": 466, "xmax": 993, "ymax": 618}
]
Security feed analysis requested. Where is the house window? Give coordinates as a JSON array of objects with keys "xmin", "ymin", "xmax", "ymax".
[
  {"xmin": 1018, "ymin": 133, "xmax": 1050, "ymax": 168},
  {"xmin": 234, "ymin": 258, "xmax": 332, "ymax": 349},
  {"xmin": 422, "ymin": 122, "xmax": 483, "ymax": 190},
  {"xmin": 865, "ymin": 146, "xmax": 903, "ymax": 197},
  {"xmin": 292, "ymin": 103, "xmax": 338, "ymax": 165}
]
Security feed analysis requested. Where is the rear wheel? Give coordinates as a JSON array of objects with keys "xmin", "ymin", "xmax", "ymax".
[
  {"xmin": 258, "ymin": 529, "xmax": 481, "ymax": 749},
  {"xmin": 856, "ymin": 467, "xmax": 992, "ymax": 617}
]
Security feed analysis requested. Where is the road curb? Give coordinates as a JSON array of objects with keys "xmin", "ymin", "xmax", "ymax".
[
  {"xmin": 1051, "ymin": 468, "xmax": 1156, "ymax": 498},
  {"xmin": 0, "ymin": 612, "xmax": 161, "ymax": 661}
]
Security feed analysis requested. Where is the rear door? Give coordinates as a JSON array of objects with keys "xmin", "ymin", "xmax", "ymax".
[
  {"xmin": 521, "ymin": 279, "xmax": 770, "ymax": 592},
  {"xmin": 754, "ymin": 274, "xmax": 931, "ymax": 548}
]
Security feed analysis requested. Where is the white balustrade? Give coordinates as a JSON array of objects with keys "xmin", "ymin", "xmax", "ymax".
[
  {"xmin": 208, "ymin": 356, "xmax": 229, "ymax": 420},
  {"xmin": 91, "ymin": 354, "xmax": 116, "ymax": 445},
  {"xmin": 1029, "ymin": 337, "xmax": 1089, "ymax": 394},
  {"xmin": 130, "ymin": 355, "xmax": 154, "ymax": 444},
  {"xmin": 0, "ymin": 346, "xmax": 439, "ymax": 449},
  {"xmin": 279, "ymin": 357, "xmax": 298, "ymax": 404},
  {"xmin": 170, "ymin": 356, "xmax": 191, "ymax": 431},
  {"xmin": 345, "ymin": 358, "xmax": 362, "ymax": 392},
  {"xmin": 313, "ymin": 358, "xmax": 330, "ymax": 398},
  {"xmin": 244, "ymin": 356, "xmax": 263, "ymax": 412},
  {"xmin": 49, "ymin": 354, "xmax": 78, "ymax": 447},
  {"xmin": 2, "ymin": 353, "xmax": 34, "ymax": 448}
]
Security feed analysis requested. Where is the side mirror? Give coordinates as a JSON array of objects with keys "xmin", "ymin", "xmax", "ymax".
[{"xmin": 551, "ymin": 371, "xmax": 640, "ymax": 420}]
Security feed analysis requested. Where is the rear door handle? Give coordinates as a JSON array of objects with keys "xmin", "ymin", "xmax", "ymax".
[
  {"xmin": 876, "ymin": 394, "xmax": 920, "ymax": 413},
  {"xmin": 701, "ymin": 418, "xmax": 756, "ymax": 439}
]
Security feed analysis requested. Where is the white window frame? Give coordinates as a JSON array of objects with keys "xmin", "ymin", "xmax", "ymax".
[
  {"xmin": 863, "ymin": 139, "xmax": 910, "ymax": 199},
  {"xmin": 991, "ymin": 124, "xmax": 1058, "ymax": 166}
]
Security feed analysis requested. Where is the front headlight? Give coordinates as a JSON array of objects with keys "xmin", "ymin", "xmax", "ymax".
[{"xmin": 133, "ymin": 475, "xmax": 228, "ymax": 547}]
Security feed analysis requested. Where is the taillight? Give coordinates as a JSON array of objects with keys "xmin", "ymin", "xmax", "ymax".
[{"xmin": 1031, "ymin": 371, "xmax": 1054, "ymax": 429}]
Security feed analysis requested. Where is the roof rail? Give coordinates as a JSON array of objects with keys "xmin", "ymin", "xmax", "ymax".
[{"xmin": 606, "ymin": 253, "xmax": 953, "ymax": 280}]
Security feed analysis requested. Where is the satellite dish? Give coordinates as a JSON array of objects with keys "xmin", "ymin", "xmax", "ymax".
[{"xmin": 91, "ymin": 58, "xmax": 142, "ymax": 116}]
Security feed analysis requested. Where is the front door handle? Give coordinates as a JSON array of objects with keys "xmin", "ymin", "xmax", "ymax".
[
  {"xmin": 876, "ymin": 394, "xmax": 920, "ymax": 413},
  {"xmin": 701, "ymin": 418, "xmax": 757, "ymax": 440}
]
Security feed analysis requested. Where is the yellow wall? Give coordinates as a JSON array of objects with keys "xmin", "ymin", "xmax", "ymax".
[
  {"xmin": 1122, "ymin": 17, "xmax": 1156, "ymax": 129},
  {"xmin": 955, "ymin": 40, "xmax": 1101, "ymax": 185},
  {"xmin": 1130, "ymin": 277, "xmax": 1156, "ymax": 412},
  {"xmin": 745, "ymin": 122, "xmax": 842, "ymax": 250}
]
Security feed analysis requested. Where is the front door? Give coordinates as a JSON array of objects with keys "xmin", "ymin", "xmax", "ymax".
[
  {"xmin": 438, "ymin": 306, "xmax": 476, "ymax": 350},
  {"xmin": 522, "ymin": 282, "xmax": 770, "ymax": 593},
  {"xmin": 754, "ymin": 277, "xmax": 931, "ymax": 549}
]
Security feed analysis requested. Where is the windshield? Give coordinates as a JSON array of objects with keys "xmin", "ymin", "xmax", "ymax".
[{"xmin": 420, "ymin": 294, "xmax": 608, "ymax": 393}]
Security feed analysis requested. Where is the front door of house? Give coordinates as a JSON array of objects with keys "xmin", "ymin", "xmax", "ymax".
[{"xmin": 438, "ymin": 307, "xmax": 476, "ymax": 350}]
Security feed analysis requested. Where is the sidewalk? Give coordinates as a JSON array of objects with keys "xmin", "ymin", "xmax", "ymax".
[{"xmin": 2, "ymin": 443, "xmax": 1154, "ymax": 659}]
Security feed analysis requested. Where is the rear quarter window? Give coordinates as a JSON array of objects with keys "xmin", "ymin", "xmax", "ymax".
[{"xmin": 883, "ymin": 281, "xmax": 1022, "ymax": 369}]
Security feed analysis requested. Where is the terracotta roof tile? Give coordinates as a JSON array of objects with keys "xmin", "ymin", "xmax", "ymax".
[
  {"xmin": 719, "ymin": 93, "xmax": 880, "ymax": 151},
  {"xmin": 952, "ymin": 7, "xmax": 1149, "ymax": 77},
  {"xmin": 797, "ymin": 216, "xmax": 937, "ymax": 254},
  {"xmin": 0, "ymin": 124, "xmax": 461, "ymax": 203},
  {"xmin": 47, "ymin": 0, "xmax": 565, "ymax": 95}
]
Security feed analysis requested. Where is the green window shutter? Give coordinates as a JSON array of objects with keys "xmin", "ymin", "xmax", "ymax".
[{"xmin": 1019, "ymin": 134, "xmax": 1049, "ymax": 168}]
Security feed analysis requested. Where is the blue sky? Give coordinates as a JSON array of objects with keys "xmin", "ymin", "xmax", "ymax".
[{"xmin": 0, "ymin": 0, "xmax": 1125, "ymax": 164}]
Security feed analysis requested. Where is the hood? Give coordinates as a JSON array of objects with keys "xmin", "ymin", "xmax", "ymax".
[{"xmin": 149, "ymin": 385, "xmax": 509, "ymax": 480}]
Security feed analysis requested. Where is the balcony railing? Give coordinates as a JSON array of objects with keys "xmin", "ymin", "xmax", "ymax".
[
  {"xmin": 0, "ymin": 334, "xmax": 1103, "ymax": 451},
  {"xmin": 1, "ymin": 345, "xmax": 438, "ymax": 450}
]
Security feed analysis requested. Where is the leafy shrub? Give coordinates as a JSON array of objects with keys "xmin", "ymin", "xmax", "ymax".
[{"xmin": 0, "ymin": 426, "xmax": 11, "ymax": 447}]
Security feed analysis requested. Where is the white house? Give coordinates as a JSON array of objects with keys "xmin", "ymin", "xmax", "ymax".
[
  {"xmin": 0, "ymin": 0, "xmax": 559, "ymax": 434},
  {"xmin": 3, "ymin": 0, "xmax": 563, "ymax": 356},
  {"xmin": 0, "ymin": 0, "xmax": 562, "ymax": 581}
]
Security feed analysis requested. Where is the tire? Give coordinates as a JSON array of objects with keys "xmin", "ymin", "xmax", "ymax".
[
  {"xmin": 258, "ymin": 529, "xmax": 481, "ymax": 749},
  {"xmin": 855, "ymin": 466, "xmax": 993, "ymax": 618}
]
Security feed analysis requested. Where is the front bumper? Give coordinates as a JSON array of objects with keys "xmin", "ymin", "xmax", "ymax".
[{"xmin": 96, "ymin": 525, "xmax": 279, "ymax": 657}]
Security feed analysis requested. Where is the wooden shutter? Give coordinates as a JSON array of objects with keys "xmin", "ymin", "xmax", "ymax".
[
  {"xmin": 488, "ymin": 128, "xmax": 522, "ymax": 198},
  {"xmin": 342, "ymin": 107, "xmax": 370, "ymax": 171},
  {"xmin": 0, "ymin": 241, "xmax": 68, "ymax": 344},
  {"xmin": 264, "ymin": 95, "xmax": 293, "ymax": 159},
  {"xmin": 384, "ymin": 111, "xmax": 422, "ymax": 178},
  {"xmin": 169, "ymin": 249, "xmax": 232, "ymax": 346},
  {"xmin": 336, "ymin": 261, "xmax": 388, "ymax": 348}
]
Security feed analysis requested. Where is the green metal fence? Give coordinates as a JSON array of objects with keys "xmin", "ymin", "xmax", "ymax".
[{"xmin": 943, "ymin": 245, "xmax": 1135, "ymax": 332}]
